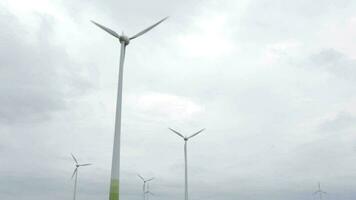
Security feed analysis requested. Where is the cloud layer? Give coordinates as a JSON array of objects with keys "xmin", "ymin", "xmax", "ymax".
[{"xmin": 1, "ymin": 0, "xmax": 356, "ymax": 200}]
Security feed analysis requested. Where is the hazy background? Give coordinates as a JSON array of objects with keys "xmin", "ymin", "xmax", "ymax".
[{"xmin": 1, "ymin": 0, "xmax": 356, "ymax": 199}]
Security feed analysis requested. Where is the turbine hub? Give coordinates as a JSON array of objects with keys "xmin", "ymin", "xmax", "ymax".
[{"xmin": 119, "ymin": 35, "xmax": 130, "ymax": 45}]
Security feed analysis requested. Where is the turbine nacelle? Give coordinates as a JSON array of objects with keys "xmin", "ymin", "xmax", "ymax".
[{"xmin": 119, "ymin": 35, "xmax": 130, "ymax": 45}]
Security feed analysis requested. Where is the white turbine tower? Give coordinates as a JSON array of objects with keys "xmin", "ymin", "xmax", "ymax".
[
  {"xmin": 314, "ymin": 182, "xmax": 327, "ymax": 200},
  {"xmin": 71, "ymin": 154, "xmax": 91, "ymax": 200},
  {"xmin": 137, "ymin": 174, "xmax": 154, "ymax": 200},
  {"xmin": 145, "ymin": 182, "xmax": 154, "ymax": 200},
  {"xmin": 168, "ymin": 128, "xmax": 205, "ymax": 200},
  {"xmin": 91, "ymin": 17, "xmax": 167, "ymax": 200}
]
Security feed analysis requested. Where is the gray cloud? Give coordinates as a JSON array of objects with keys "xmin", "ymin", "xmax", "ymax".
[
  {"xmin": 238, "ymin": 0, "xmax": 356, "ymax": 43},
  {"xmin": 319, "ymin": 112, "xmax": 356, "ymax": 133},
  {"xmin": 1, "ymin": 0, "xmax": 356, "ymax": 200},
  {"xmin": 0, "ymin": 8, "xmax": 92, "ymax": 124},
  {"xmin": 308, "ymin": 49, "xmax": 356, "ymax": 81}
]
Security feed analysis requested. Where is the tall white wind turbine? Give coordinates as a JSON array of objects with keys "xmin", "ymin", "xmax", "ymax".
[
  {"xmin": 91, "ymin": 17, "xmax": 167, "ymax": 200},
  {"xmin": 169, "ymin": 128, "xmax": 205, "ymax": 200},
  {"xmin": 71, "ymin": 154, "xmax": 91, "ymax": 200},
  {"xmin": 314, "ymin": 182, "xmax": 327, "ymax": 200},
  {"xmin": 137, "ymin": 174, "xmax": 154, "ymax": 200}
]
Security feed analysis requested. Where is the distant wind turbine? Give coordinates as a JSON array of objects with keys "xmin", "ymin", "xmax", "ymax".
[
  {"xmin": 314, "ymin": 182, "xmax": 327, "ymax": 200},
  {"xmin": 168, "ymin": 128, "xmax": 205, "ymax": 200},
  {"xmin": 71, "ymin": 154, "xmax": 91, "ymax": 200},
  {"xmin": 91, "ymin": 17, "xmax": 168, "ymax": 200},
  {"xmin": 138, "ymin": 174, "xmax": 154, "ymax": 200}
]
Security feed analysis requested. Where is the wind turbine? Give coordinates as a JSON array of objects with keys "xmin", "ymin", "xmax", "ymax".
[
  {"xmin": 314, "ymin": 182, "xmax": 327, "ymax": 200},
  {"xmin": 137, "ymin": 174, "xmax": 154, "ymax": 200},
  {"xmin": 70, "ymin": 154, "xmax": 91, "ymax": 200},
  {"xmin": 168, "ymin": 128, "xmax": 205, "ymax": 200},
  {"xmin": 91, "ymin": 17, "xmax": 168, "ymax": 200}
]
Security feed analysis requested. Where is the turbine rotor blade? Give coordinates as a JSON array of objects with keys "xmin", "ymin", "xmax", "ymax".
[
  {"xmin": 137, "ymin": 174, "xmax": 145, "ymax": 181},
  {"xmin": 129, "ymin": 17, "xmax": 168, "ymax": 40},
  {"xmin": 91, "ymin": 20, "xmax": 121, "ymax": 39},
  {"xmin": 71, "ymin": 167, "xmax": 78, "ymax": 179},
  {"xmin": 168, "ymin": 128, "xmax": 184, "ymax": 139},
  {"xmin": 187, "ymin": 128, "xmax": 205, "ymax": 139},
  {"xmin": 79, "ymin": 163, "xmax": 92, "ymax": 166},
  {"xmin": 146, "ymin": 178, "xmax": 154, "ymax": 182},
  {"xmin": 71, "ymin": 154, "xmax": 78, "ymax": 164}
]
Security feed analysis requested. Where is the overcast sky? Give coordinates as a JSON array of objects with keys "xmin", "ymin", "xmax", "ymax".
[{"xmin": 1, "ymin": 0, "xmax": 356, "ymax": 200}]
